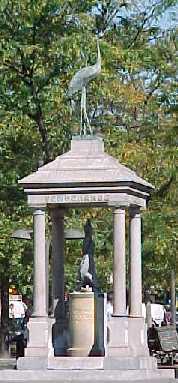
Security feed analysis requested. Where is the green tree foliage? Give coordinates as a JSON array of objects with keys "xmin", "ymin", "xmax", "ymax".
[{"xmin": 0, "ymin": 0, "xmax": 177, "ymax": 304}]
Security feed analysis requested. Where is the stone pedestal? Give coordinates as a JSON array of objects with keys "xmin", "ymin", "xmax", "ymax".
[
  {"xmin": 107, "ymin": 315, "xmax": 149, "ymax": 358},
  {"xmin": 17, "ymin": 317, "xmax": 49, "ymax": 370},
  {"xmin": 128, "ymin": 317, "xmax": 149, "ymax": 356},
  {"xmin": 68, "ymin": 292, "xmax": 94, "ymax": 356},
  {"xmin": 107, "ymin": 316, "xmax": 129, "ymax": 357},
  {"xmin": 25, "ymin": 317, "xmax": 49, "ymax": 357}
]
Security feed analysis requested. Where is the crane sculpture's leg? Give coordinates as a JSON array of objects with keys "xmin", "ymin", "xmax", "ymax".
[
  {"xmin": 80, "ymin": 87, "xmax": 92, "ymax": 136},
  {"xmin": 83, "ymin": 87, "xmax": 92, "ymax": 135},
  {"xmin": 83, "ymin": 87, "xmax": 87, "ymax": 135},
  {"xmin": 80, "ymin": 90, "xmax": 83, "ymax": 135},
  {"xmin": 80, "ymin": 87, "xmax": 85, "ymax": 136}
]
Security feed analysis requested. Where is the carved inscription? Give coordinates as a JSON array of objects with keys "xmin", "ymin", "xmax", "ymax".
[
  {"xmin": 47, "ymin": 193, "xmax": 109, "ymax": 204},
  {"xmin": 71, "ymin": 311, "xmax": 94, "ymax": 321}
]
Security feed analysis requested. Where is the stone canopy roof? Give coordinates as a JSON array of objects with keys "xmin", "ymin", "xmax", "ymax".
[
  {"xmin": 19, "ymin": 136, "xmax": 153, "ymax": 190},
  {"xmin": 19, "ymin": 136, "xmax": 154, "ymax": 208}
]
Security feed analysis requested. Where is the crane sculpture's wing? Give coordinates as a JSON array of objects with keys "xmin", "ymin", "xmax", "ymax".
[
  {"xmin": 68, "ymin": 66, "xmax": 88, "ymax": 96},
  {"xmin": 68, "ymin": 64, "xmax": 101, "ymax": 96},
  {"xmin": 68, "ymin": 41, "xmax": 101, "ymax": 97}
]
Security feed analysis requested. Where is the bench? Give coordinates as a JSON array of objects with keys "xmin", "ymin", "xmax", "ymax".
[{"xmin": 147, "ymin": 325, "xmax": 178, "ymax": 365}]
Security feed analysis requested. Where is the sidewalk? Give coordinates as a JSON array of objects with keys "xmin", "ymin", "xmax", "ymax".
[
  {"xmin": 0, "ymin": 358, "xmax": 177, "ymax": 382},
  {"xmin": 0, "ymin": 369, "xmax": 176, "ymax": 382}
]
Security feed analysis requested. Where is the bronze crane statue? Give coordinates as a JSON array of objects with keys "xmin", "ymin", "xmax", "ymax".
[{"xmin": 68, "ymin": 40, "xmax": 101, "ymax": 136}]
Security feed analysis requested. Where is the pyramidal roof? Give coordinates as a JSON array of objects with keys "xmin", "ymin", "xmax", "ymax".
[{"xmin": 19, "ymin": 136, "xmax": 154, "ymax": 191}]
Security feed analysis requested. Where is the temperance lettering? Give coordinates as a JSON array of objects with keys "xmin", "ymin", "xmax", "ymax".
[{"xmin": 47, "ymin": 193, "xmax": 109, "ymax": 204}]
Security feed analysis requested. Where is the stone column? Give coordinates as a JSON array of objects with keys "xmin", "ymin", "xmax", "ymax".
[
  {"xmin": 127, "ymin": 207, "xmax": 149, "ymax": 357},
  {"xmin": 113, "ymin": 208, "xmax": 126, "ymax": 316},
  {"xmin": 51, "ymin": 208, "xmax": 65, "ymax": 320},
  {"xmin": 45, "ymin": 238, "xmax": 50, "ymax": 315},
  {"xmin": 19, "ymin": 207, "xmax": 49, "ymax": 363},
  {"xmin": 33, "ymin": 208, "xmax": 47, "ymax": 317},
  {"xmin": 129, "ymin": 207, "xmax": 142, "ymax": 317},
  {"xmin": 107, "ymin": 208, "xmax": 129, "ymax": 357},
  {"xmin": 49, "ymin": 208, "xmax": 66, "ymax": 357}
]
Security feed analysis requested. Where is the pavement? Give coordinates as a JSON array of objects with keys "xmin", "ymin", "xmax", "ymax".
[
  {"xmin": 0, "ymin": 358, "xmax": 177, "ymax": 382},
  {"xmin": 0, "ymin": 381, "xmax": 175, "ymax": 383},
  {"xmin": 0, "ymin": 379, "xmax": 176, "ymax": 383},
  {"xmin": 0, "ymin": 371, "xmax": 176, "ymax": 383}
]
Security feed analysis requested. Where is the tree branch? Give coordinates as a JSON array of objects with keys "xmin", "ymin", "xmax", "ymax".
[
  {"xmin": 127, "ymin": 6, "xmax": 156, "ymax": 48},
  {"xmin": 155, "ymin": 175, "xmax": 175, "ymax": 198}
]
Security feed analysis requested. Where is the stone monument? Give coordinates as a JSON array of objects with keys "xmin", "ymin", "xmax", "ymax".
[{"xmin": 16, "ymin": 40, "xmax": 174, "ymax": 380}]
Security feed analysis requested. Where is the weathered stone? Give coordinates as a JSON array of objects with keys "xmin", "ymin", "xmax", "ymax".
[
  {"xmin": 68, "ymin": 292, "xmax": 94, "ymax": 356},
  {"xmin": 19, "ymin": 136, "xmax": 153, "ymax": 209},
  {"xmin": 1, "ymin": 366, "xmax": 175, "ymax": 381},
  {"xmin": 17, "ymin": 136, "xmax": 159, "ymax": 377}
]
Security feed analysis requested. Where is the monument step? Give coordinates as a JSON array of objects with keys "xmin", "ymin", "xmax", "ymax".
[
  {"xmin": 48, "ymin": 356, "xmax": 157, "ymax": 370},
  {"xmin": 18, "ymin": 356, "xmax": 158, "ymax": 370},
  {"xmin": 0, "ymin": 368, "xmax": 175, "ymax": 381}
]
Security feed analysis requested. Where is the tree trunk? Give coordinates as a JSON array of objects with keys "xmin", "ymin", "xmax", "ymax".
[
  {"xmin": 170, "ymin": 269, "xmax": 176, "ymax": 325},
  {"xmin": 0, "ymin": 276, "xmax": 9, "ymax": 357}
]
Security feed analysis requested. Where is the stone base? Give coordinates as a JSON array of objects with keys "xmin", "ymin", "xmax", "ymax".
[
  {"xmin": 18, "ymin": 355, "xmax": 159, "ymax": 371},
  {"xmin": 17, "ymin": 355, "xmax": 175, "ymax": 381},
  {"xmin": 103, "ymin": 356, "xmax": 157, "ymax": 370},
  {"xmin": 24, "ymin": 316, "xmax": 49, "ymax": 357},
  {"xmin": 17, "ymin": 356, "xmax": 48, "ymax": 370},
  {"xmin": 48, "ymin": 356, "xmax": 104, "ymax": 369},
  {"xmin": 107, "ymin": 316, "xmax": 130, "ymax": 357},
  {"xmin": 15, "ymin": 357, "xmax": 175, "ymax": 383},
  {"xmin": 48, "ymin": 356, "xmax": 157, "ymax": 370},
  {"xmin": 13, "ymin": 364, "xmax": 175, "ymax": 381},
  {"xmin": 107, "ymin": 315, "xmax": 149, "ymax": 357},
  {"xmin": 128, "ymin": 316, "xmax": 149, "ymax": 356}
]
